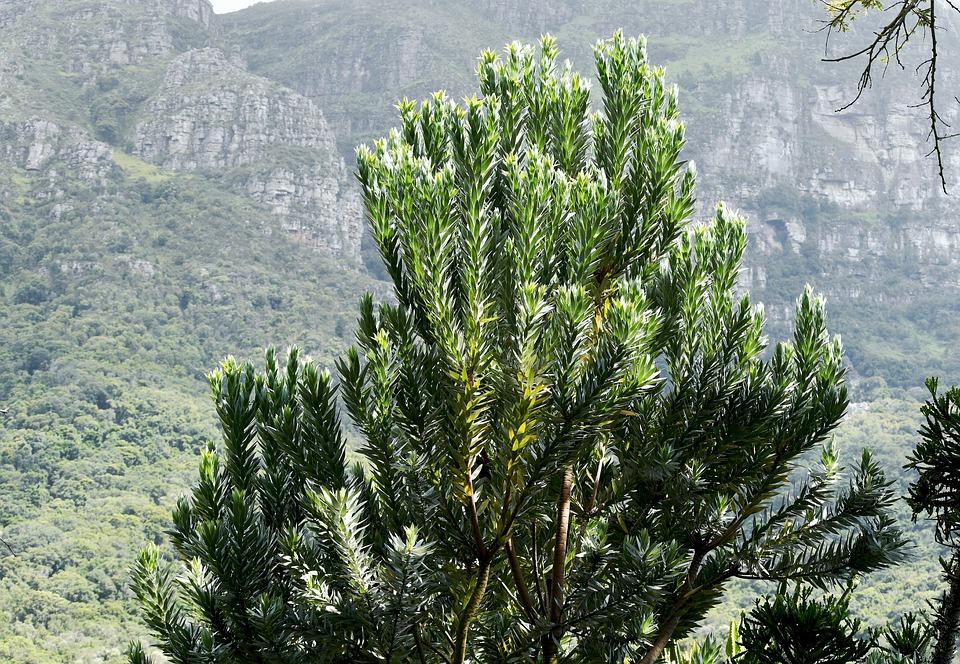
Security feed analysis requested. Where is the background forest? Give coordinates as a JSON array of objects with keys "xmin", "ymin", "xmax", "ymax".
[{"xmin": 0, "ymin": 0, "xmax": 958, "ymax": 661}]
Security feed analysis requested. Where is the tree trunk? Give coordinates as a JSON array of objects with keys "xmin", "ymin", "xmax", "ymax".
[
  {"xmin": 452, "ymin": 558, "xmax": 491, "ymax": 664},
  {"xmin": 542, "ymin": 465, "xmax": 574, "ymax": 664},
  {"xmin": 637, "ymin": 612, "xmax": 682, "ymax": 664},
  {"xmin": 932, "ymin": 548, "xmax": 960, "ymax": 664}
]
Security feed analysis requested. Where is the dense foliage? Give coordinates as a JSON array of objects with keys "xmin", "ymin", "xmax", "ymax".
[
  {"xmin": 739, "ymin": 586, "xmax": 873, "ymax": 664},
  {"xmin": 905, "ymin": 380, "xmax": 960, "ymax": 663},
  {"xmin": 695, "ymin": 379, "xmax": 960, "ymax": 664},
  {"xmin": 734, "ymin": 584, "xmax": 937, "ymax": 664},
  {"xmin": 129, "ymin": 33, "xmax": 906, "ymax": 663}
]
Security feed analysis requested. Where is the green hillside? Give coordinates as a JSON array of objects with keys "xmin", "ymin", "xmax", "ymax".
[
  {"xmin": 0, "ymin": 1, "xmax": 373, "ymax": 660},
  {"xmin": 0, "ymin": 162, "xmax": 374, "ymax": 661}
]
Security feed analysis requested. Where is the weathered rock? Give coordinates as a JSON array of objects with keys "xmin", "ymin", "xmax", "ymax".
[
  {"xmin": 246, "ymin": 166, "xmax": 363, "ymax": 259},
  {"xmin": 135, "ymin": 48, "xmax": 337, "ymax": 169},
  {"xmin": 0, "ymin": 118, "xmax": 113, "ymax": 181},
  {"xmin": 134, "ymin": 47, "xmax": 361, "ymax": 259},
  {"xmin": 164, "ymin": 0, "xmax": 216, "ymax": 29}
]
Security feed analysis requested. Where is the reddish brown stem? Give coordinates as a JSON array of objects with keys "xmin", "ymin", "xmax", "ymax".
[
  {"xmin": 506, "ymin": 537, "xmax": 537, "ymax": 621},
  {"xmin": 542, "ymin": 464, "xmax": 573, "ymax": 663}
]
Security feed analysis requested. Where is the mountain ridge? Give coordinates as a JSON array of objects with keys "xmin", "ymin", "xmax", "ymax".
[{"xmin": 0, "ymin": 0, "xmax": 362, "ymax": 260}]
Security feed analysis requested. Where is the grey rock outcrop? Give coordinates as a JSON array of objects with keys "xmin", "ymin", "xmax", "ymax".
[
  {"xmin": 134, "ymin": 47, "xmax": 361, "ymax": 260},
  {"xmin": 3, "ymin": 0, "xmax": 217, "ymax": 83},
  {"xmin": 247, "ymin": 166, "xmax": 363, "ymax": 258},
  {"xmin": 0, "ymin": 118, "xmax": 113, "ymax": 181},
  {"xmin": 135, "ymin": 48, "xmax": 338, "ymax": 170},
  {"xmin": 165, "ymin": 0, "xmax": 216, "ymax": 29}
]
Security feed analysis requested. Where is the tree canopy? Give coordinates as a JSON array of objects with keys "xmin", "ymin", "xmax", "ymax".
[{"xmin": 128, "ymin": 32, "xmax": 906, "ymax": 663}]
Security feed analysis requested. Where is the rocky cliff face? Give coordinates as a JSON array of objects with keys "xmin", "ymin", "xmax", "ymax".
[
  {"xmin": 135, "ymin": 48, "xmax": 335, "ymax": 170},
  {"xmin": 226, "ymin": 0, "xmax": 957, "ymax": 218},
  {"xmin": 669, "ymin": 6, "xmax": 960, "ymax": 318},
  {"xmin": 132, "ymin": 46, "xmax": 361, "ymax": 259},
  {"xmin": 0, "ymin": 0, "xmax": 361, "ymax": 262},
  {"xmin": 244, "ymin": 164, "xmax": 363, "ymax": 258},
  {"xmin": 0, "ymin": 118, "xmax": 114, "ymax": 181},
  {"xmin": 3, "ymin": 0, "xmax": 215, "ymax": 80},
  {"xmin": 165, "ymin": 0, "xmax": 217, "ymax": 28}
]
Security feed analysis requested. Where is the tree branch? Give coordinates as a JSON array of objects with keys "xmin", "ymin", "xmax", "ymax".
[
  {"xmin": 542, "ymin": 464, "xmax": 574, "ymax": 663},
  {"xmin": 506, "ymin": 537, "xmax": 538, "ymax": 621},
  {"xmin": 931, "ymin": 547, "xmax": 960, "ymax": 664},
  {"xmin": 452, "ymin": 557, "xmax": 491, "ymax": 664},
  {"xmin": 821, "ymin": 0, "xmax": 960, "ymax": 191}
]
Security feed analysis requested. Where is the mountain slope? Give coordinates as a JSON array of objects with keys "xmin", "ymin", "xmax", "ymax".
[
  {"xmin": 0, "ymin": 1, "xmax": 375, "ymax": 661},
  {"xmin": 0, "ymin": 169, "xmax": 373, "ymax": 661},
  {"xmin": 0, "ymin": 0, "xmax": 361, "ymax": 260}
]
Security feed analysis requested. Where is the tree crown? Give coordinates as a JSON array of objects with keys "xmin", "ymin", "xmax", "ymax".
[{"xmin": 129, "ymin": 32, "xmax": 905, "ymax": 664}]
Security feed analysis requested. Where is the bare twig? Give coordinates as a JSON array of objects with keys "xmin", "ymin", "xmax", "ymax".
[{"xmin": 820, "ymin": 0, "xmax": 960, "ymax": 191}]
